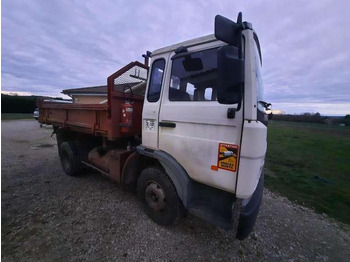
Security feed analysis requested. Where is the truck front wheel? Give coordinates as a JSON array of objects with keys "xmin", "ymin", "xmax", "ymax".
[
  {"xmin": 59, "ymin": 141, "xmax": 81, "ymax": 176},
  {"xmin": 137, "ymin": 166, "xmax": 183, "ymax": 226}
]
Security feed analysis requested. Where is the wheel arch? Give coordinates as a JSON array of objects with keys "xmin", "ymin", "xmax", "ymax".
[{"xmin": 134, "ymin": 145, "xmax": 191, "ymax": 208}]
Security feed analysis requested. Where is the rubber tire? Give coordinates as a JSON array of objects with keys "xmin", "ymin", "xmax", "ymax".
[
  {"xmin": 59, "ymin": 141, "xmax": 81, "ymax": 176},
  {"xmin": 137, "ymin": 166, "xmax": 183, "ymax": 226}
]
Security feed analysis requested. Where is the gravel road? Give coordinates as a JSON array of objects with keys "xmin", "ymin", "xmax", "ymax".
[{"xmin": 2, "ymin": 120, "xmax": 350, "ymax": 261}]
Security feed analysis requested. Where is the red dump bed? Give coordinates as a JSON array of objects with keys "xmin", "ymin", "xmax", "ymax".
[{"xmin": 38, "ymin": 61, "xmax": 148, "ymax": 141}]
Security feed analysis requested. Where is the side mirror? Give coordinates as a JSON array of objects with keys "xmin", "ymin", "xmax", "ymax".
[
  {"xmin": 215, "ymin": 14, "xmax": 242, "ymax": 46},
  {"xmin": 217, "ymin": 45, "xmax": 244, "ymax": 104}
]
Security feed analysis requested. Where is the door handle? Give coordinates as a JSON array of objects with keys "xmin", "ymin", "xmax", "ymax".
[{"xmin": 159, "ymin": 122, "xmax": 176, "ymax": 128}]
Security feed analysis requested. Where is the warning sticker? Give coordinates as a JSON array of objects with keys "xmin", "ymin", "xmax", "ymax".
[{"xmin": 217, "ymin": 143, "xmax": 238, "ymax": 172}]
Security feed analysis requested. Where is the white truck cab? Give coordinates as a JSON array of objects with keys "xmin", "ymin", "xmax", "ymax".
[{"xmin": 137, "ymin": 13, "xmax": 268, "ymax": 239}]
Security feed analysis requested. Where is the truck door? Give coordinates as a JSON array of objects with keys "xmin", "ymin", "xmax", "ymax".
[
  {"xmin": 158, "ymin": 45, "xmax": 244, "ymax": 193},
  {"xmin": 142, "ymin": 58, "xmax": 167, "ymax": 149}
]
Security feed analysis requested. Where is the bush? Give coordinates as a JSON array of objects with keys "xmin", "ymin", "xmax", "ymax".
[{"xmin": 272, "ymin": 112, "xmax": 325, "ymax": 124}]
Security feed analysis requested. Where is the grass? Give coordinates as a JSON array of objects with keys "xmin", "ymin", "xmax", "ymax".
[
  {"xmin": 1, "ymin": 113, "xmax": 33, "ymax": 120},
  {"xmin": 265, "ymin": 121, "xmax": 350, "ymax": 224}
]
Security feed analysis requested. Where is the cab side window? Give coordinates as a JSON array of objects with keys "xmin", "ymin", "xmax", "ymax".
[
  {"xmin": 169, "ymin": 48, "xmax": 218, "ymax": 102},
  {"xmin": 147, "ymin": 59, "xmax": 165, "ymax": 102}
]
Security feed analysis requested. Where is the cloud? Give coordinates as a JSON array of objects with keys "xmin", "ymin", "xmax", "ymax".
[
  {"xmin": 1, "ymin": 90, "xmax": 33, "ymax": 96},
  {"xmin": 2, "ymin": 0, "xmax": 350, "ymax": 114},
  {"xmin": 247, "ymin": 0, "xmax": 350, "ymax": 114},
  {"xmin": 272, "ymin": 102, "xmax": 349, "ymax": 116}
]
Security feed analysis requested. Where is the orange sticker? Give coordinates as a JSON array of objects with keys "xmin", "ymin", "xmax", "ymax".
[
  {"xmin": 211, "ymin": 165, "xmax": 218, "ymax": 171},
  {"xmin": 217, "ymin": 143, "xmax": 238, "ymax": 172}
]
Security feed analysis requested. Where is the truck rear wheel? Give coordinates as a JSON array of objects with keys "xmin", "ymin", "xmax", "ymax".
[
  {"xmin": 137, "ymin": 166, "xmax": 183, "ymax": 226},
  {"xmin": 59, "ymin": 141, "xmax": 81, "ymax": 176}
]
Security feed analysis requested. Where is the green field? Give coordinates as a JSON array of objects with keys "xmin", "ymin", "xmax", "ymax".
[
  {"xmin": 1, "ymin": 113, "xmax": 33, "ymax": 120},
  {"xmin": 265, "ymin": 121, "xmax": 350, "ymax": 224}
]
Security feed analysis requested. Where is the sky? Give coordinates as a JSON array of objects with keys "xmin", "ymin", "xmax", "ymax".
[{"xmin": 1, "ymin": 0, "xmax": 350, "ymax": 115}]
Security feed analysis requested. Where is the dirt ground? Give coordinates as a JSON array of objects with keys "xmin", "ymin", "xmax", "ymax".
[{"xmin": 2, "ymin": 120, "xmax": 350, "ymax": 261}]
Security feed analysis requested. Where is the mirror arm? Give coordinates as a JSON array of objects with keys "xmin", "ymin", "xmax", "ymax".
[
  {"xmin": 227, "ymin": 92, "xmax": 243, "ymax": 119},
  {"xmin": 237, "ymin": 96, "xmax": 242, "ymax": 111}
]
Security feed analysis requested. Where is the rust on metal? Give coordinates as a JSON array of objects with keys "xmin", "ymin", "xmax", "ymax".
[
  {"xmin": 39, "ymin": 61, "xmax": 149, "ymax": 141},
  {"xmin": 87, "ymin": 147, "xmax": 133, "ymax": 182}
]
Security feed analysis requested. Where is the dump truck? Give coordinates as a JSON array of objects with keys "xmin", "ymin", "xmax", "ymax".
[{"xmin": 38, "ymin": 13, "xmax": 269, "ymax": 239}]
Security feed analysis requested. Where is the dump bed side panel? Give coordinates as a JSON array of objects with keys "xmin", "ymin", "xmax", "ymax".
[
  {"xmin": 39, "ymin": 102, "xmax": 110, "ymax": 137},
  {"xmin": 39, "ymin": 94, "xmax": 144, "ymax": 140}
]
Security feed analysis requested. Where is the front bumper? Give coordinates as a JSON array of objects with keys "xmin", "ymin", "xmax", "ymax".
[{"xmin": 236, "ymin": 171, "xmax": 264, "ymax": 240}]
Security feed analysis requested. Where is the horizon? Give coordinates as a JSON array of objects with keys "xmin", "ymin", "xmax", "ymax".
[{"xmin": 1, "ymin": 91, "xmax": 348, "ymax": 117}]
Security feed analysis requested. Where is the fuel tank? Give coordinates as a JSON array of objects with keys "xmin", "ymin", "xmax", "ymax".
[{"xmin": 88, "ymin": 147, "xmax": 132, "ymax": 182}]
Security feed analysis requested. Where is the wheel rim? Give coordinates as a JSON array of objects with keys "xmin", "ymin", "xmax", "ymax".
[
  {"xmin": 61, "ymin": 151, "xmax": 71, "ymax": 171},
  {"xmin": 145, "ymin": 181, "xmax": 166, "ymax": 212}
]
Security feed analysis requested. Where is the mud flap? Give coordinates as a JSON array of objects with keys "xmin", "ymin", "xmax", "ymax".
[{"xmin": 235, "ymin": 172, "xmax": 264, "ymax": 240}]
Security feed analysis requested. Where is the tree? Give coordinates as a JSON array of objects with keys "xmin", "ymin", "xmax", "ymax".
[{"xmin": 344, "ymin": 115, "xmax": 350, "ymax": 126}]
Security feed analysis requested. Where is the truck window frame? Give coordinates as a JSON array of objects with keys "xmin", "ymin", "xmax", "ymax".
[
  {"xmin": 253, "ymin": 35, "xmax": 264, "ymax": 112},
  {"xmin": 147, "ymin": 59, "xmax": 166, "ymax": 103},
  {"xmin": 168, "ymin": 47, "xmax": 220, "ymax": 102}
]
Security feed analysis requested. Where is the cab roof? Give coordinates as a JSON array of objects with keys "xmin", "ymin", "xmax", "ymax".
[{"xmin": 151, "ymin": 34, "xmax": 219, "ymax": 57}]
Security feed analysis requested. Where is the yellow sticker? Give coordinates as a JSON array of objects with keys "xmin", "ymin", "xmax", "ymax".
[{"xmin": 217, "ymin": 143, "xmax": 238, "ymax": 172}]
